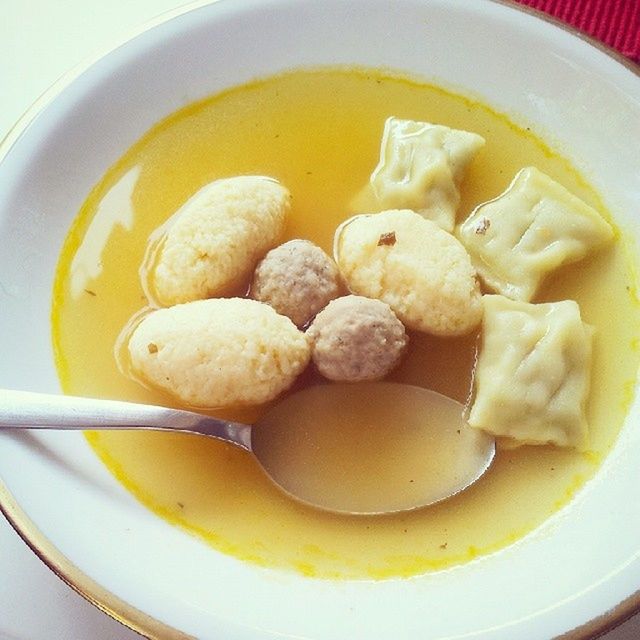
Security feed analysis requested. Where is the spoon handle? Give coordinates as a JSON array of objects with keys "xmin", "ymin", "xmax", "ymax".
[{"xmin": 0, "ymin": 389, "xmax": 251, "ymax": 450}]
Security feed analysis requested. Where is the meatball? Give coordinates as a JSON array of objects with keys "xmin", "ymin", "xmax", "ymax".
[
  {"xmin": 307, "ymin": 295, "xmax": 408, "ymax": 382},
  {"xmin": 251, "ymin": 239, "xmax": 342, "ymax": 327},
  {"xmin": 145, "ymin": 176, "xmax": 290, "ymax": 307},
  {"xmin": 334, "ymin": 209, "xmax": 482, "ymax": 336},
  {"xmin": 127, "ymin": 298, "xmax": 310, "ymax": 408}
]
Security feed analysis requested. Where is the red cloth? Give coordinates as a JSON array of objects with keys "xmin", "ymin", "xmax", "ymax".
[{"xmin": 514, "ymin": 0, "xmax": 640, "ymax": 63}]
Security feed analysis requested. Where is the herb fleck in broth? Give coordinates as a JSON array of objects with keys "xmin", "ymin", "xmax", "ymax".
[{"xmin": 52, "ymin": 68, "xmax": 640, "ymax": 579}]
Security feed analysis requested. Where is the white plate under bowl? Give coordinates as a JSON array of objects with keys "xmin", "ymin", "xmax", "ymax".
[{"xmin": 1, "ymin": 1, "xmax": 639, "ymax": 639}]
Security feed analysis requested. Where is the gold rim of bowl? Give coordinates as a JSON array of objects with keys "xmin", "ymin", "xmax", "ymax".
[{"xmin": 0, "ymin": 1, "xmax": 638, "ymax": 639}]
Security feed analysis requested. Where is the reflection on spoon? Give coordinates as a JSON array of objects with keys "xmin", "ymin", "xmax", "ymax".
[{"xmin": 0, "ymin": 384, "xmax": 494, "ymax": 515}]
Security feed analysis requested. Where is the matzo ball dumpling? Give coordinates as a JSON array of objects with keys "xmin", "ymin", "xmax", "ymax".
[
  {"xmin": 334, "ymin": 209, "xmax": 482, "ymax": 336},
  {"xmin": 127, "ymin": 298, "xmax": 310, "ymax": 408},
  {"xmin": 143, "ymin": 176, "xmax": 290, "ymax": 307}
]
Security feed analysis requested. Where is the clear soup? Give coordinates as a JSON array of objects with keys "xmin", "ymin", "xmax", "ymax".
[{"xmin": 52, "ymin": 68, "xmax": 640, "ymax": 579}]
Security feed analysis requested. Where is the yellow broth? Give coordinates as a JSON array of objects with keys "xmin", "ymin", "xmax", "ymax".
[{"xmin": 51, "ymin": 68, "xmax": 640, "ymax": 579}]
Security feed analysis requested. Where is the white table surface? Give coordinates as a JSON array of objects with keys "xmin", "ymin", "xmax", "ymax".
[{"xmin": 1, "ymin": 1, "xmax": 640, "ymax": 639}]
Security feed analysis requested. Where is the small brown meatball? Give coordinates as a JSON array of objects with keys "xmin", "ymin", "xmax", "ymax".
[
  {"xmin": 251, "ymin": 239, "xmax": 342, "ymax": 328},
  {"xmin": 307, "ymin": 295, "xmax": 408, "ymax": 382}
]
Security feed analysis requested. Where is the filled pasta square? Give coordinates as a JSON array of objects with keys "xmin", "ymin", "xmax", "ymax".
[
  {"xmin": 358, "ymin": 117, "xmax": 484, "ymax": 231},
  {"xmin": 469, "ymin": 294, "xmax": 593, "ymax": 448},
  {"xmin": 457, "ymin": 167, "xmax": 613, "ymax": 301}
]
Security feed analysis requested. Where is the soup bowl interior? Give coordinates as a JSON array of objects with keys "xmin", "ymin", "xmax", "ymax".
[{"xmin": 1, "ymin": 1, "xmax": 639, "ymax": 639}]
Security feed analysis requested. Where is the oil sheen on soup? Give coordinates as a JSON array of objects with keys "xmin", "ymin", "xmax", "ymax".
[{"xmin": 52, "ymin": 68, "xmax": 640, "ymax": 579}]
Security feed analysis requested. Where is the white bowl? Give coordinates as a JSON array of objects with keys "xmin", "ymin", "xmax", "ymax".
[{"xmin": 1, "ymin": 1, "xmax": 639, "ymax": 638}]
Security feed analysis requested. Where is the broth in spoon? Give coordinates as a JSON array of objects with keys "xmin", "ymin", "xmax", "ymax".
[{"xmin": 254, "ymin": 383, "xmax": 494, "ymax": 514}]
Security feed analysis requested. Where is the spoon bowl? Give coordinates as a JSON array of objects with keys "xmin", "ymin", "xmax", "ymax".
[
  {"xmin": 0, "ymin": 384, "xmax": 495, "ymax": 514},
  {"xmin": 253, "ymin": 383, "xmax": 495, "ymax": 514}
]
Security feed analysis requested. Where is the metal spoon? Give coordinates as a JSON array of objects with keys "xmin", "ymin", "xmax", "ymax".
[{"xmin": 0, "ymin": 383, "xmax": 495, "ymax": 515}]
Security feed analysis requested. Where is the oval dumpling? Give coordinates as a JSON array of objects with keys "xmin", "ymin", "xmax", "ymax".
[
  {"xmin": 335, "ymin": 209, "xmax": 482, "ymax": 336},
  {"xmin": 127, "ymin": 298, "xmax": 310, "ymax": 408},
  {"xmin": 144, "ymin": 176, "xmax": 290, "ymax": 306}
]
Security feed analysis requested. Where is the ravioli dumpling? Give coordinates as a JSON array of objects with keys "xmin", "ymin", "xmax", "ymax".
[
  {"xmin": 457, "ymin": 167, "xmax": 613, "ymax": 301},
  {"xmin": 356, "ymin": 117, "xmax": 485, "ymax": 231},
  {"xmin": 468, "ymin": 295, "xmax": 593, "ymax": 448}
]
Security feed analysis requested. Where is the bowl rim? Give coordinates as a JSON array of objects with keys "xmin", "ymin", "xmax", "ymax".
[{"xmin": 0, "ymin": 1, "xmax": 639, "ymax": 639}]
